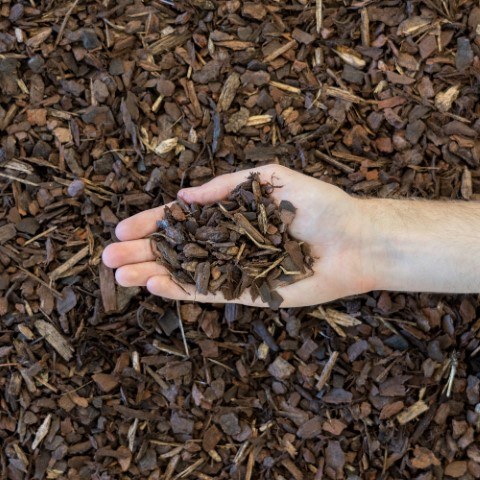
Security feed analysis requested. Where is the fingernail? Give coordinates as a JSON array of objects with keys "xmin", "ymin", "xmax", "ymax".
[
  {"xmin": 178, "ymin": 187, "xmax": 194, "ymax": 202},
  {"xmin": 114, "ymin": 222, "xmax": 125, "ymax": 240},
  {"xmin": 177, "ymin": 190, "xmax": 187, "ymax": 201}
]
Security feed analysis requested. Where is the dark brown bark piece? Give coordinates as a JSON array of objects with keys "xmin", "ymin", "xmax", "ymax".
[
  {"xmin": 268, "ymin": 356, "xmax": 295, "ymax": 380},
  {"xmin": 297, "ymin": 416, "xmax": 322, "ymax": 439},
  {"xmin": 323, "ymin": 388, "xmax": 353, "ymax": 404},
  {"xmin": 183, "ymin": 243, "xmax": 208, "ymax": 258},
  {"xmin": 219, "ymin": 412, "xmax": 241, "ymax": 436},
  {"xmin": 347, "ymin": 339, "xmax": 368, "ymax": 362},
  {"xmin": 195, "ymin": 262, "xmax": 210, "ymax": 295},
  {"xmin": 325, "ymin": 440, "xmax": 345, "ymax": 473},
  {"xmin": 0, "ymin": 224, "xmax": 16, "ymax": 244},
  {"xmin": 99, "ymin": 263, "xmax": 117, "ymax": 313}
]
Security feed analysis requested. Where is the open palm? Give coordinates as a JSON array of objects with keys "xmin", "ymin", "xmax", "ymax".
[{"xmin": 102, "ymin": 165, "xmax": 373, "ymax": 307}]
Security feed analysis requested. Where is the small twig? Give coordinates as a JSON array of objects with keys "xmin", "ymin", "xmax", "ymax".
[
  {"xmin": 245, "ymin": 445, "xmax": 257, "ymax": 480},
  {"xmin": 314, "ymin": 150, "xmax": 355, "ymax": 174},
  {"xmin": 264, "ymin": 40, "xmax": 297, "ymax": 63},
  {"xmin": 207, "ymin": 358, "xmax": 235, "ymax": 372},
  {"xmin": 55, "ymin": 0, "xmax": 80, "ymax": 47},
  {"xmin": 49, "ymin": 245, "xmax": 89, "ymax": 281},
  {"xmin": 60, "ymin": 380, "xmax": 94, "ymax": 396},
  {"xmin": 445, "ymin": 350, "xmax": 458, "ymax": 398},
  {"xmin": 269, "ymin": 80, "xmax": 302, "ymax": 95},
  {"xmin": 316, "ymin": 351, "xmax": 339, "ymax": 390},
  {"xmin": 173, "ymin": 458, "xmax": 205, "ymax": 480},
  {"xmin": 23, "ymin": 226, "xmax": 57, "ymax": 246},
  {"xmin": 0, "ymin": 171, "xmax": 39, "ymax": 186},
  {"xmin": 241, "ymin": 228, "xmax": 281, "ymax": 252},
  {"xmin": 233, "ymin": 441, "xmax": 250, "ymax": 466},
  {"xmin": 316, "ymin": 0, "xmax": 323, "ymax": 34},
  {"xmin": 361, "ymin": 8, "xmax": 370, "ymax": 47},
  {"xmin": 17, "ymin": 266, "xmax": 62, "ymax": 299},
  {"xmin": 176, "ymin": 301, "xmax": 190, "ymax": 358},
  {"xmin": 253, "ymin": 254, "xmax": 287, "ymax": 280},
  {"xmin": 152, "ymin": 340, "xmax": 187, "ymax": 358}
]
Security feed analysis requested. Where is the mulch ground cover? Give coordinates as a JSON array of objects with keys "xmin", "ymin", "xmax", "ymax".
[{"xmin": 1, "ymin": 0, "xmax": 480, "ymax": 478}]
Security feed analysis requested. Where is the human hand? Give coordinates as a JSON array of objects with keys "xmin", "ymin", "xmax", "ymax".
[{"xmin": 102, "ymin": 165, "xmax": 376, "ymax": 307}]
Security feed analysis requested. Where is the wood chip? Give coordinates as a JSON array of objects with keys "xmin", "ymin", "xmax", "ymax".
[
  {"xmin": 316, "ymin": 351, "xmax": 339, "ymax": 390},
  {"xmin": 49, "ymin": 245, "xmax": 89, "ymax": 281},
  {"xmin": 397, "ymin": 400, "xmax": 429, "ymax": 425},
  {"xmin": 31, "ymin": 414, "xmax": 52, "ymax": 450},
  {"xmin": 34, "ymin": 320, "xmax": 74, "ymax": 361}
]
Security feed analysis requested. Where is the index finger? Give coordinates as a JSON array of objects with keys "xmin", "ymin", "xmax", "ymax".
[
  {"xmin": 178, "ymin": 164, "xmax": 284, "ymax": 204},
  {"xmin": 115, "ymin": 204, "xmax": 168, "ymax": 241}
]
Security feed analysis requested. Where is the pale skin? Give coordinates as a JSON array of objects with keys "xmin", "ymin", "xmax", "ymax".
[{"xmin": 102, "ymin": 164, "xmax": 480, "ymax": 308}]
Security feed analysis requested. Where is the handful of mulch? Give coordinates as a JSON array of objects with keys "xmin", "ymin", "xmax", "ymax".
[{"xmin": 150, "ymin": 173, "xmax": 313, "ymax": 308}]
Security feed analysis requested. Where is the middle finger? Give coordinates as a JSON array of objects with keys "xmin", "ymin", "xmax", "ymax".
[{"xmin": 102, "ymin": 239, "xmax": 154, "ymax": 268}]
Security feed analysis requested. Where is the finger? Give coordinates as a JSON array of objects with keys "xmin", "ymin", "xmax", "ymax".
[
  {"xmin": 178, "ymin": 164, "xmax": 283, "ymax": 205},
  {"xmin": 146, "ymin": 275, "xmax": 267, "ymax": 307},
  {"xmin": 115, "ymin": 203, "xmax": 172, "ymax": 241},
  {"xmin": 102, "ymin": 239, "xmax": 154, "ymax": 268},
  {"xmin": 115, "ymin": 262, "xmax": 170, "ymax": 287}
]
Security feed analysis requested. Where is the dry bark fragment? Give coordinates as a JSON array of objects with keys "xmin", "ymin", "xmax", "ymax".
[
  {"xmin": 31, "ymin": 414, "xmax": 52, "ymax": 450},
  {"xmin": 92, "ymin": 373, "xmax": 119, "ymax": 393},
  {"xmin": 397, "ymin": 400, "xmax": 429, "ymax": 425},
  {"xmin": 444, "ymin": 461, "xmax": 467, "ymax": 478},
  {"xmin": 219, "ymin": 412, "xmax": 240, "ymax": 436},
  {"xmin": 297, "ymin": 416, "xmax": 322, "ymax": 439},
  {"xmin": 268, "ymin": 356, "xmax": 295, "ymax": 380},
  {"xmin": 323, "ymin": 388, "xmax": 353, "ymax": 404},
  {"xmin": 99, "ymin": 262, "xmax": 117, "ymax": 313},
  {"xmin": 218, "ymin": 73, "xmax": 240, "ymax": 112},
  {"xmin": 0, "ymin": 224, "xmax": 16, "ymax": 244},
  {"xmin": 34, "ymin": 320, "xmax": 74, "ymax": 361},
  {"xmin": 202, "ymin": 425, "xmax": 222, "ymax": 452}
]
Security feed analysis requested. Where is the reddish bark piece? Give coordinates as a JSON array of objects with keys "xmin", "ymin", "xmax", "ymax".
[
  {"xmin": 27, "ymin": 109, "xmax": 47, "ymax": 126},
  {"xmin": 380, "ymin": 401, "xmax": 405, "ymax": 420},
  {"xmin": 376, "ymin": 137, "xmax": 393, "ymax": 153},
  {"xmin": 322, "ymin": 419, "xmax": 347, "ymax": 436},
  {"xmin": 53, "ymin": 127, "xmax": 72, "ymax": 143},
  {"xmin": 411, "ymin": 446, "xmax": 440, "ymax": 469},
  {"xmin": 180, "ymin": 303, "xmax": 202, "ymax": 322},
  {"xmin": 444, "ymin": 461, "xmax": 467, "ymax": 478},
  {"xmin": 92, "ymin": 373, "xmax": 119, "ymax": 393},
  {"xmin": 202, "ymin": 425, "xmax": 222, "ymax": 452}
]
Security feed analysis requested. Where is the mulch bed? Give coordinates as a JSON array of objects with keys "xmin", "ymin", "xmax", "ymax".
[{"xmin": 1, "ymin": 0, "xmax": 480, "ymax": 479}]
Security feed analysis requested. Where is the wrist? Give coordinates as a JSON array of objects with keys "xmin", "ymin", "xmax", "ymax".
[
  {"xmin": 354, "ymin": 196, "xmax": 480, "ymax": 295},
  {"xmin": 356, "ymin": 197, "xmax": 404, "ymax": 293}
]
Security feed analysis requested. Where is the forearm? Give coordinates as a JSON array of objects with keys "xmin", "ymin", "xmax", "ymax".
[{"xmin": 362, "ymin": 198, "xmax": 480, "ymax": 293}]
